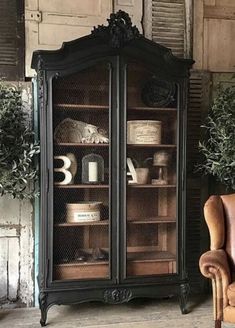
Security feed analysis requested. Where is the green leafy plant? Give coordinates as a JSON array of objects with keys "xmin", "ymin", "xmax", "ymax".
[
  {"xmin": 0, "ymin": 82, "xmax": 40, "ymax": 199},
  {"xmin": 198, "ymin": 86, "xmax": 235, "ymax": 190}
]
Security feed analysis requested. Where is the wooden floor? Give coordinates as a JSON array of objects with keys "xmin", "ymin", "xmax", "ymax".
[{"xmin": 0, "ymin": 296, "xmax": 234, "ymax": 328}]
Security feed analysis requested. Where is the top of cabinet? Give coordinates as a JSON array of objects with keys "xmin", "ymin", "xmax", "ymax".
[{"xmin": 31, "ymin": 10, "xmax": 194, "ymax": 78}]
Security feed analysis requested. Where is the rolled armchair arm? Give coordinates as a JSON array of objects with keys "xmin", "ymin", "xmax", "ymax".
[
  {"xmin": 200, "ymin": 249, "xmax": 231, "ymax": 282},
  {"xmin": 200, "ymin": 249, "xmax": 231, "ymax": 319}
]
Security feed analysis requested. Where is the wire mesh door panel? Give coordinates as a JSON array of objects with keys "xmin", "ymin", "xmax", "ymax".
[
  {"xmin": 52, "ymin": 62, "xmax": 111, "ymax": 281},
  {"xmin": 125, "ymin": 62, "xmax": 178, "ymax": 278}
]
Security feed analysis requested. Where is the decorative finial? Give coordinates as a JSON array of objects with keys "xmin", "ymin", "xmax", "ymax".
[{"xmin": 92, "ymin": 10, "xmax": 140, "ymax": 48}]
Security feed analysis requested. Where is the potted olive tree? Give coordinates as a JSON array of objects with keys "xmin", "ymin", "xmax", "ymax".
[
  {"xmin": 198, "ymin": 86, "xmax": 235, "ymax": 191},
  {"xmin": 0, "ymin": 82, "xmax": 39, "ymax": 199}
]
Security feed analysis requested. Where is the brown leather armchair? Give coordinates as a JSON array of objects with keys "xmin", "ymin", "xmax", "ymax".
[{"xmin": 199, "ymin": 194, "xmax": 235, "ymax": 328}]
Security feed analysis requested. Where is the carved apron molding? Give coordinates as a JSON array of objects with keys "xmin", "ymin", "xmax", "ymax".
[{"xmin": 104, "ymin": 288, "xmax": 132, "ymax": 304}]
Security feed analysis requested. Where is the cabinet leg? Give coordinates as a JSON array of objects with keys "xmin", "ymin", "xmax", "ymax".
[
  {"xmin": 179, "ymin": 283, "xmax": 190, "ymax": 314},
  {"xmin": 39, "ymin": 292, "xmax": 48, "ymax": 326}
]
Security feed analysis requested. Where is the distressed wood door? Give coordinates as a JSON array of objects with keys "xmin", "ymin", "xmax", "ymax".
[
  {"xmin": 25, "ymin": 0, "xmax": 113, "ymax": 76},
  {"xmin": 194, "ymin": 0, "xmax": 235, "ymax": 71}
]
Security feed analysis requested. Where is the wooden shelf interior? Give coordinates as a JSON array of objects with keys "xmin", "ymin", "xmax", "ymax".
[
  {"xmin": 53, "ymin": 248, "xmax": 110, "ymax": 280},
  {"xmin": 53, "ymin": 248, "xmax": 176, "ymax": 280},
  {"xmin": 51, "ymin": 61, "xmax": 179, "ymax": 281},
  {"xmin": 126, "ymin": 185, "xmax": 177, "ymax": 278},
  {"xmin": 127, "ymin": 188, "xmax": 176, "ymax": 219}
]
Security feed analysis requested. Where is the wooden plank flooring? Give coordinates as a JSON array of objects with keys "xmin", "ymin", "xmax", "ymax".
[{"xmin": 0, "ymin": 296, "xmax": 234, "ymax": 327}]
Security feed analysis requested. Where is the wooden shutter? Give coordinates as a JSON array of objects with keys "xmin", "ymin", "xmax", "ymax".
[
  {"xmin": 186, "ymin": 70, "xmax": 211, "ymax": 292},
  {"xmin": 0, "ymin": 0, "xmax": 24, "ymax": 80},
  {"xmin": 151, "ymin": 0, "xmax": 186, "ymax": 57},
  {"xmin": 25, "ymin": 0, "xmax": 113, "ymax": 77}
]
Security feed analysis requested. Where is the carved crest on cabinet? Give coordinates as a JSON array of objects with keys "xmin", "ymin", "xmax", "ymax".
[
  {"xmin": 92, "ymin": 10, "xmax": 140, "ymax": 48},
  {"xmin": 104, "ymin": 288, "xmax": 132, "ymax": 304}
]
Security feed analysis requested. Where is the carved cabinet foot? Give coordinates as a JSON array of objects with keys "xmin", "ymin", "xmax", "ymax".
[
  {"xmin": 179, "ymin": 283, "xmax": 190, "ymax": 314},
  {"xmin": 39, "ymin": 292, "xmax": 48, "ymax": 326}
]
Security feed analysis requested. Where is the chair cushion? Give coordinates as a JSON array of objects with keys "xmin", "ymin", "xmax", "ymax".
[{"xmin": 227, "ymin": 282, "xmax": 235, "ymax": 306}]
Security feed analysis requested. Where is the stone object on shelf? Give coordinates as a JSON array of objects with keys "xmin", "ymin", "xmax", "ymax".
[{"xmin": 54, "ymin": 118, "xmax": 109, "ymax": 144}]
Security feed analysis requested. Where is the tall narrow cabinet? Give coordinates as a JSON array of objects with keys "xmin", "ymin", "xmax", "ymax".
[{"xmin": 32, "ymin": 11, "xmax": 194, "ymax": 326}]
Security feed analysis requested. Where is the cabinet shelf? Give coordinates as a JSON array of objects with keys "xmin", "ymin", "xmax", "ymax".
[
  {"xmin": 55, "ymin": 184, "xmax": 109, "ymax": 189},
  {"xmin": 54, "ymin": 217, "xmax": 176, "ymax": 227},
  {"xmin": 54, "ymin": 104, "xmax": 177, "ymax": 113},
  {"xmin": 128, "ymin": 184, "xmax": 176, "ymax": 188},
  {"xmin": 129, "ymin": 106, "xmax": 177, "ymax": 112},
  {"xmin": 127, "ymin": 250, "xmax": 175, "ymax": 262},
  {"xmin": 55, "ymin": 220, "xmax": 109, "ymax": 227},
  {"xmin": 127, "ymin": 144, "xmax": 176, "ymax": 148},
  {"xmin": 55, "ymin": 260, "xmax": 108, "ymax": 267},
  {"xmin": 54, "ymin": 261, "xmax": 109, "ymax": 280},
  {"xmin": 128, "ymin": 217, "xmax": 176, "ymax": 224},
  {"xmin": 55, "ymin": 143, "xmax": 109, "ymax": 147},
  {"xmin": 54, "ymin": 104, "xmax": 109, "ymax": 111},
  {"xmin": 126, "ymin": 251, "xmax": 176, "ymax": 276}
]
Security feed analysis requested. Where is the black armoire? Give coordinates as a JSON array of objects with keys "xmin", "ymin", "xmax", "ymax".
[{"xmin": 31, "ymin": 11, "xmax": 194, "ymax": 326}]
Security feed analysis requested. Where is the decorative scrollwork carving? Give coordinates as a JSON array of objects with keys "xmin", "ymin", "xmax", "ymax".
[
  {"xmin": 92, "ymin": 10, "xmax": 140, "ymax": 48},
  {"xmin": 179, "ymin": 283, "xmax": 190, "ymax": 314},
  {"xmin": 37, "ymin": 55, "xmax": 45, "ymax": 114},
  {"xmin": 39, "ymin": 292, "xmax": 48, "ymax": 327},
  {"xmin": 104, "ymin": 288, "xmax": 132, "ymax": 304},
  {"xmin": 39, "ymin": 291, "xmax": 48, "ymax": 308}
]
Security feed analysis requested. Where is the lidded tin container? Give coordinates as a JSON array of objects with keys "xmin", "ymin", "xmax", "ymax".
[
  {"xmin": 127, "ymin": 120, "xmax": 162, "ymax": 144},
  {"xmin": 66, "ymin": 201, "xmax": 102, "ymax": 223}
]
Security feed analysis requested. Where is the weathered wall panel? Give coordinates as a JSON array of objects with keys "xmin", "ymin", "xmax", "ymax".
[
  {"xmin": 25, "ymin": 0, "xmax": 113, "ymax": 76},
  {"xmin": 25, "ymin": 0, "xmax": 144, "ymax": 77},
  {"xmin": 0, "ymin": 200, "xmax": 33, "ymax": 308},
  {"xmin": 8, "ymin": 237, "xmax": 20, "ymax": 301},
  {"xmin": 194, "ymin": 0, "xmax": 235, "ymax": 72},
  {"xmin": 114, "ymin": 0, "xmax": 143, "ymax": 32},
  {"xmin": 0, "ymin": 238, "xmax": 8, "ymax": 301},
  {"xmin": 0, "ymin": 82, "xmax": 34, "ymax": 308}
]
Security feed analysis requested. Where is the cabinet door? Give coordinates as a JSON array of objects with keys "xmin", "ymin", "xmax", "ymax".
[
  {"xmin": 50, "ymin": 61, "xmax": 115, "ymax": 282},
  {"xmin": 121, "ymin": 60, "xmax": 179, "ymax": 279}
]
